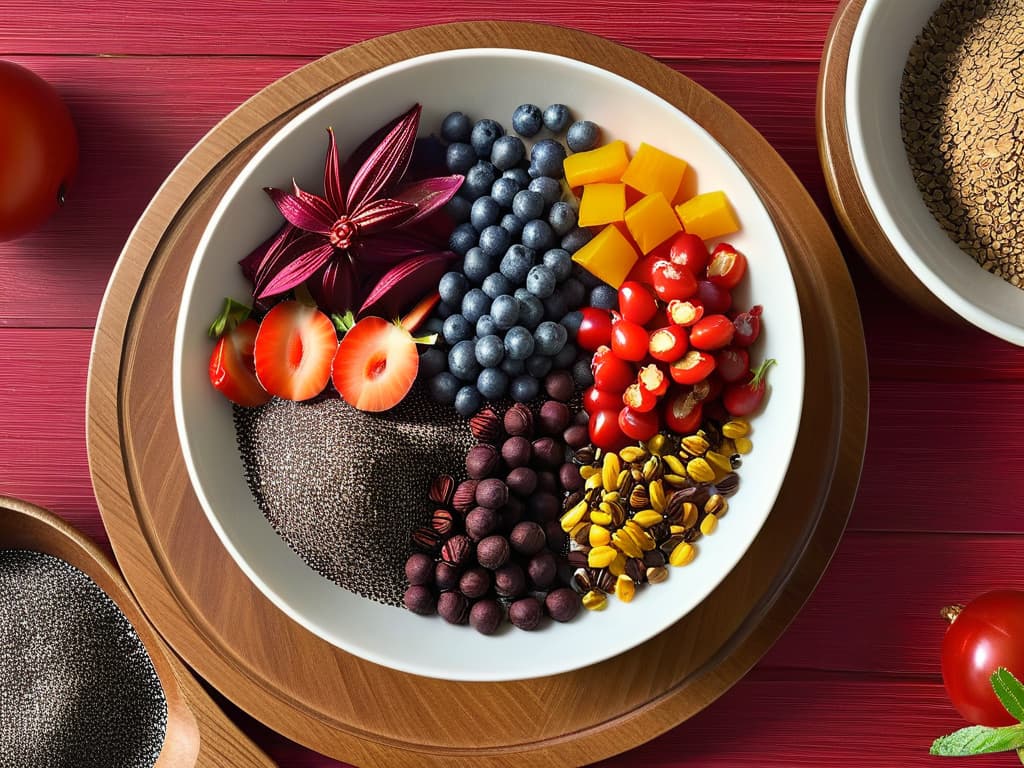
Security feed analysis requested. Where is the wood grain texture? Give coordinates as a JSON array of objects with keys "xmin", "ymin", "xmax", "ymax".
[{"xmin": 84, "ymin": 21, "xmax": 865, "ymax": 767}]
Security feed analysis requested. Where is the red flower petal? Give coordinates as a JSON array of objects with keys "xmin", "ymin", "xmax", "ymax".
[
  {"xmin": 239, "ymin": 222, "xmax": 295, "ymax": 284},
  {"xmin": 323, "ymin": 128, "xmax": 347, "ymax": 215},
  {"xmin": 310, "ymin": 255, "xmax": 358, "ymax": 315},
  {"xmin": 350, "ymin": 197, "xmax": 417, "ymax": 235},
  {"xmin": 358, "ymin": 250, "xmax": 457, "ymax": 318},
  {"xmin": 255, "ymin": 232, "xmax": 334, "ymax": 298},
  {"xmin": 292, "ymin": 179, "xmax": 339, "ymax": 224},
  {"xmin": 265, "ymin": 187, "xmax": 335, "ymax": 234},
  {"xmin": 350, "ymin": 230, "xmax": 437, "ymax": 270},
  {"xmin": 345, "ymin": 104, "xmax": 421, "ymax": 212},
  {"xmin": 393, "ymin": 175, "xmax": 464, "ymax": 227}
]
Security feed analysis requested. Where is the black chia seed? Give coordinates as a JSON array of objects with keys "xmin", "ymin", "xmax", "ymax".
[
  {"xmin": 234, "ymin": 383, "xmax": 475, "ymax": 607},
  {"xmin": 0, "ymin": 549, "xmax": 167, "ymax": 768}
]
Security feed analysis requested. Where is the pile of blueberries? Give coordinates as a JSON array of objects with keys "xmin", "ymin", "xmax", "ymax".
[{"xmin": 421, "ymin": 104, "xmax": 615, "ymax": 417}]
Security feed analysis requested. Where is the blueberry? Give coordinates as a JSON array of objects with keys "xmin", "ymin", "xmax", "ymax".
[
  {"xmin": 552, "ymin": 341, "xmax": 578, "ymax": 369},
  {"xmin": 534, "ymin": 321, "xmax": 568, "ymax": 356},
  {"xmin": 512, "ymin": 189, "xmax": 545, "ymax": 221},
  {"xmin": 419, "ymin": 347, "xmax": 447, "ymax": 379},
  {"xmin": 421, "ymin": 317, "xmax": 445, "ymax": 336},
  {"xmin": 531, "ymin": 140, "xmax": 567, "ymax": 178},
  {"xmin": 491, "ymin": 176, "xmax": 521, "ymax": 208},
  {"xmin": 491, "ymin": 294, "xmax": 520, "ymax": 330},
  {"xmin": 512, "ymin": 104, "xmax": 543, "ymax": 137},
  {"xmin": 461, "ymin": 287, "xmax": 491, "ymax": 324},
  {"xmin": 514, "ymin": 290, "xmax": 544, "ymax": 330},
  {"xmin": 441, "ymin": 111, "xmax": 472, "ymax": 143},
  {"xmin": 476, "ymin": 367, "xmax": 509, "ymax": 400},
  {"xmin": 445, "ymin": 194, "xmax": 471, "ymax": 224},
  {"xmin": 464, "ymin": 161, "xmax": 499, "ymax": 200},
  {"xmin": 500, "ymin": 213, "xmax": 524, "ymax": 239},
  {"xmin": 542, "ymin": 292, "xmax": 568, "ymax": 321},
  {"xmin": 499, "ymin": 244, "xmax": 535, "ymax": 283},
  {"xmin": 442, "ymin": 313, "xmax": 474, "ymax": 345},
  {"xmin": 445, "ymin": 142, "xmax": 476, "ymax": 175},
  {"xmin": 470, "ymin": 119, "xmax": 505, "ymax": 158},
  {"xmin": 571, "ymin": 357, "xmax": 595, "ymax": 388},
  {"xmin": 561, "ymin": 226, "xmax": 594, "ymax": 254},
  {"xmin": 429, "ymin": 371, "xmax": 460, "ymax": 404},
  {"xmin": 454, "ymin": 385, "xmax": 484, "ymax": 417},
  {"xmin": 510, "ymin": 375, "xmax": 540, "ymax": 403},
  {"xmin": 542, "ymin": 248, "xmax": 573, "ymax": 282},
  {"xmin": 462, "ymin": 246, "xmax": 494, "ymax": 284},
  {"xmin": 502, "ymin": 167, "xmax": 531, "ymax": 187},
  {"xmin": 448, "ymin": 340, "xmax": 482, "ymax": 382},
  {"xmin": 559, "ymin": 310, "xmax": 583, "ymax": 339},
  {"xmin": 522, "ymin": 219, "xmax": 556, "ymax": 251},
  {"xmin": 490, "ymin": 135, "xmax": 526, "ymax": 171},
  {"xmin": 525, "ymin": 354, "xmax": 553, "ymax": 378},
  {"xmin": 438, "ymin": 271, "xmax": 470, "ymax": 306},
  {"xmin": 589, "ymin": 284, "xmax": 619, "ymax": 310},
  {"xmin": 500, "ymin": 356, "xmax": 525, "ymax": 376},
  {"xmin": 566, "ymin": 120, "xmax": 600, "ymax": 152},
  {"xmin": 482, "ymin": 271, "xmax": 513, "ymax": 299},
  {"xmin": 475, "ymin": 334, "xmax": 505, "ymax": 368},
  {"xmin": 561, "ymin": 276, "xmax": 586, "ymax": 308},
  {"xmin": 449, "ymin": 222, "xmax": 479, "ymax": 257},
  {"xmin": 525, "ymin": 264, "xmax": 557, "ymax": 298},
  {"xmin": 480, "ymin": 225, "xmax": 512, "ymax": 259},
  {"xmin": 543, "ymin": 104, "xmax": 572, "ymax": 133},
  {"xmin": 528, "ymin": 176, "xmax": 561, "ymax": 205},
  {"xmin": 504, "ymin": 326, "xmax": 535, "ymax": 360},
  {"xmin": 469, "ymin": 196, "xmax": 501, "ymax": 231},
  {"xmin": 548, "ymin": 201, "xmax": 577, "ymax": 237},
  {"xmin": 476, "ymin": 314, "xmax": 498, "ymax": 337},
  {"xmin": 436, "ymin": 301, "xmax": 456, "ymax": 319}
]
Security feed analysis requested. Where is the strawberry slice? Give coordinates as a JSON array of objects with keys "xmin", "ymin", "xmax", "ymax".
[
  {"xmin": 254, "ymin": 300, "xmax": 338, "ymax": 401},
  {"xmin": 208, "ymin": 318, "xmax": 272, "ymax": 407},
  {"xmin": 332, "ymin": 316, "xmax": 420, "ymax": 412}
]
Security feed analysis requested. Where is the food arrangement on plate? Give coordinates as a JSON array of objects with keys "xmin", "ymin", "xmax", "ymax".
[{"xmin": 203, "ymin": 100, "xmax": 775, "ymax": 635}]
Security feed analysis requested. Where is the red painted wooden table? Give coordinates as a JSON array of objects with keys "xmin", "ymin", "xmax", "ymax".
[{"xmin": 2, "ymin": 2, "xmax": 1022, "ymax": 765}]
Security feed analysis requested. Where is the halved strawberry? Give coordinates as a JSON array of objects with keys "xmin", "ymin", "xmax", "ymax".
[
  {"xmin": 332, "ymin": 316, "xmax": 420, "ymax": 412},
  {"xmin": 254, "ymin": 300, "xmax": 338, "ymax": 401},
  {"xmin": 209, "ymin": 318, "xmax": 272, "ymax": 407}
]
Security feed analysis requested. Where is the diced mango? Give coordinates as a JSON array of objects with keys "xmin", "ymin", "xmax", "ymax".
[
  {"xmin": 578, "ymin": 183, "xmax": 626, "ymax": 227},
  {"xmin": 563, "ymin": 140, "xmax": 630, "ymax": 188},
  {"xmin": 620, "ymin": 143, "xmax": 689, "ymax": 202},
  {"xmin": 624, "ymin": 192, "xmax": 682, "ymax": 255},
  {"xmin": 674, "ymin": 190, "xmax": 740, "ymax": 241},
  {"xmin": 571, "ymin": 224, "xmax": 640, "ymax": 289}
]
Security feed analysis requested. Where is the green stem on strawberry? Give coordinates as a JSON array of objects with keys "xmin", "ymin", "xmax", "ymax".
[
  {"xmin": 331, "ymin": 310, "xmax": 356, "ymax": 335},
  {"xmin": 410, "ymin": 332, "xmax": 438, "ymax": 346},
  {"xmin": 207, "ymin": 297, "xmax": 252, "ymax": 338}
]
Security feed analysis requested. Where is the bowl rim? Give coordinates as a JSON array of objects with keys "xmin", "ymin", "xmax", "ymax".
[
  {"xmin": 846, "ymin": 0, "xmax": 1024, "ymax": 347},
  {"xmin": 172, "ymin": 46, "xmax": 805, "ymax": 681}
]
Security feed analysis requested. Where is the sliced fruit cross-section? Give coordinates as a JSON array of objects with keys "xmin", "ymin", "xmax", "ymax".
[
  {"xmin": 253, "ymin": 300, "xmax": 338, "ymax": 401},
  {"xmin": 332, "ymin": 316, "xmax": 421, "ymax": 412},
  {"xmin": 208, "ymin": 318, "xmax": 272, "ymax": 407}
]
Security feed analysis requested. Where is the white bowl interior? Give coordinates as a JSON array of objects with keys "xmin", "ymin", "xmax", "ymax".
[
  {"xmin": 847, "ymin": 0, "xmax": 1024, "ymax": 345},
  {"xmin": 173, "ymin": 49, "xmax": 804, "ymax": 681}
]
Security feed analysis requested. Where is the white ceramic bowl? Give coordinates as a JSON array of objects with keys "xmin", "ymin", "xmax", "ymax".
[
  {"xmin": 847, "ymin": 0, "xmax": 1024, "ymax": 345},
  {"xmin": 173, "ymin": 49, "xmax": 804, "ymax": 681}
]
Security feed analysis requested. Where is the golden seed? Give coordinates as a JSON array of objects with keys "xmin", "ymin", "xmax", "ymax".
[
  {"xmin": 664, "ymin": 473, "xmax": 688, "ymax": 486},
  {"xmin": 663, "ymin": 454, "xmax": 687, "ymax": 475},
  {"xmin": 603, "ymin": 491, "xmax": 620, "ymax": 503},
  {"xmin": 669, "ymin": 524, "xmax": 686, "ymax": 534},
  {"xmin": 681, "ymin": 502, "xmax": 699, "ymax": 528},
  {"xmin": 570, "ymin": 521, "xmax": 590, "ymax": 539},
  {"xmin": 700, "ymin": 513, "xmax": 719, "ymax": 536},
  {"xmin": 734, "ymin": 437, "xmax": 753, "ymax": 455},
  {"xmin": 619, "ymin": 446, "xmax": 647, "ymax": 463},
  {"xmin": 611, "ymin": 531, "xmax": 642, "ymax": 559},
  {"xmin": 560, "ymin": 500, "xmax": 588, "ymax": 531},
  {"xmin": 646, "ymin": 566, "xmax": 669, "ymax": 584},
  {"xmin": 588, "ymin": 546, "xmax": 618, "ymax": 569},
  {"xmin": 647, "ymin": 434, "xmax": 668, "ymax": 456},
  {"xmin": 616, "ymin": 469, "xmax": 629, "ymax": 489},
  {"xmin": 602, "ymin": 453, "xmax": 622, "ymax": 490},
  {"xmin": 609, "ymin": 552, "xmax": 627, "ymax": 576},
  {"xmin": 681, "ymin": 435, "xmax": 709, "ymax": 456},
  {"xmin": 582, "ymin": 590, "xmax": 608, "ymax": 611},
  {"xmin": 589, "ymin": 524, "xmax": 611, "ymax": 548},
  {"xmin": 686, "ymin": 457, "xmax": 715, "ymax": 483},
  {"xmin": 615, "ymin": 574, "xmax": 636, "ymax": 603},
  {"xmin": 580, "ymin": 465, "xmax": 599, "ymax": 479},
  {"xmin": 706, "ymin": 451, "xmax": 732, "ymax": 473},
  {"xmin": 722, "ymin": 419, "xmax": 750, "ymax": 438},
  {"xmin": 590, "ymin": 510, "xmax": 612, "ymax": 527},
  {"xmin": 705, "ymin": 494, "xmax": 728, "ymax": 517},
  {"xmin": 669, "ymin": 541, "xmax": 696, "ymax": 567},
  {"xmin": 621, "ymin": 523, "xmax": 652, "ymax": 552},
  {"xmin": 642, "ymin": 456, "xmax": 661, "ymax": 481},
  {"xmin": 633, "ymin": 509, "xmax": 664, "ymax": 528},
  {"xmin": 585, "ymin": 473, "xmax": 604, "ymax": 491},
  {"xmin": 648, "ymin": 480, "xmax": 666, "ymax": 512},
  {"xmin": 629, "ymin": 485, "xmax": 650, "ymax": 509}
]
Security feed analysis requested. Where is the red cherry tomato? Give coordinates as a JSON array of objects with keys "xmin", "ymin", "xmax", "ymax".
[
  {"xmin": 669, "ymin": 350, "xmax": 716, "ymax": 385},
  {"xmin": 0, "ymin": 61, "xmax": 79, "ymax": 241},
  {"xmin": 637, "ymin": 363, "xmax": 669, "ymax": 397},
  {"xmin": 617, "ymin": 281, "xmax": 659, "ymax": 326},
  {"xmin": 722, "ymin": 358, "xmax": 775, "ymax": 416},
  {"xmin": 666, "ymin": 299, "xmax": 704, "ymax": 327},
  {"xmin": 577, "ymin": 307, "xmax": 613, "ymax": 352},
  {"xmin": 733, "ymin": 305, "xmax": 763, "ymax": 347},
  {"xmin": 707, "ymin": 243, "xmax": 748, "ymax": 289},
  {"xmin": 610, "ymin": 319, "xmax": 649, "ymax": 362},
  {"xmin": 942, "ymin": 590, "xmax": 1024, "ymax": 726},
  {"xmin": 667, "ymin": 232, "xmax": 710, "ymax": 276},
  {"xmin": 583, "ymin": 385, "xmax": 625, "ymax": 414},
  {"xmin": 590, "ymin": 408, "xmax": 630, "ymax": 452},
  {"xmin": 618, "ymin": 406, "xmax": 660, "ymax": 441},
  {"xmin": 690, "ymin": 314, "xmax": 735, "ymax": 351},
  {"xmin": 663, "ymin": 389, "xmax": 704, "ymax": 434},
  {"xmin": 695, "ymin": 280, "xmax": 732, "ymax": 314},
  {"xmin": 622, "ymin": 382, "xmax": 657, "ymax": 413},
  {"xmin": 650, "ymin": 260, "xmax": 698, "ymax": 303},
  {"xmin": 715, "ymin": 347, "xmax": 750, "ymax": 383},
  {"xmin": 649, "ymin": 325, "xmax": 689, "ymax": 362},
  {"xmin": 591, "ymin": 346, "xmax": 635, "ymax": 393},
  {"xmin": 645, "ymin": 306, "xmax": 670, "ymax": 331},
  {"xmin": 209, "ymin": 319, "xmax": 272, "ymax": 407},
  {"xmin": 625, "ymin": 253, "xmax": 663, "ymax": 285}
]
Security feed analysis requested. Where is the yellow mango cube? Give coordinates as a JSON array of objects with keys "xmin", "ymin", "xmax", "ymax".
[
  {"xmin": 571, "ymin": 224, "xmax": 639, "ymax": 289},
  {"xmin": 578, "ymin": 183, "xmax": 626, "ymax": 227},
  {"xmin": 563, "ymin": 140, "xmax": 630, "ymax": 188},
  {"xmin": 620, "ymin": 143, "xmax": 689, "ymax": 202},
  {"xmin": 624, "ymin": 192, "xmax": 682, "ymax": 254},
  {"xmin": 675, "ymin": 190, "xmax": 740, "ymax": 241}
]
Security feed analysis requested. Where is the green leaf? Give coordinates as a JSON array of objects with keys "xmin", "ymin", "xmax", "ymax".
[
  {"xmin": 1017, "ymin": 747, "xmax": 1024, "ymax": 765},
  {"xmin": 930, "ymin": 724, "xmax": 1024, "ymax": 756},
  {"xmin": 331, "ymin": 310, "xmax": 356, "ymax": 335},
  {"xmin": 208, "ymin": 298, "xmax": 252, "ymax": 338},
  {"xmin": 992, "ymin": 668, "xmax": 1024, "ymax": 723}
]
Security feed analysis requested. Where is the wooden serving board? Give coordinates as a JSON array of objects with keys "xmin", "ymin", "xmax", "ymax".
[
  {"xmin": 86, "ymin": 22, "xmax": 868, "ymax": 767},
  {"xmin": 817, "ymin": 0, "xmax": 961, "ymax": 323},
  {"xmin": 0, "ymin": 496, "xmax": 274, "ymax": 768}
]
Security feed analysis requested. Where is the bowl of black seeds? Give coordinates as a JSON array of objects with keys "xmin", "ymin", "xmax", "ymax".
[{"xmin": 846, "ymin": 0, "xmax": 1024, "ymax": 345}]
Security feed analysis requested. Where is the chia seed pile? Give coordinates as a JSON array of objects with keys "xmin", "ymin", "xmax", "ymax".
[
  {"xmin": 234, "ymin": 383, "xmax": 475, "ymax": 606},
  {"xmin": 0, "ymin": 550, "xmax": 167, "ymax": 768}
]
